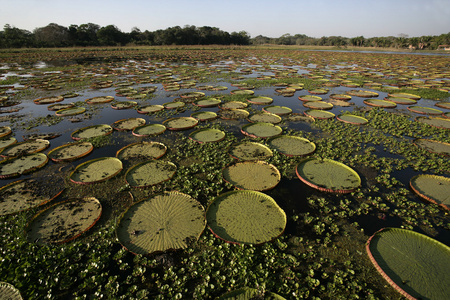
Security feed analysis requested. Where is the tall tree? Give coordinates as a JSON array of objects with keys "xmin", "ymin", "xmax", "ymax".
[{"xmin": 34, "ymin": 23, "xmax": 69, "ymax": 47}]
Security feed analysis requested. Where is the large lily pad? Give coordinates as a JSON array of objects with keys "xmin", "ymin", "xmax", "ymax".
[
  {"xmin": 296, "ymin": 157, "xmax": 361, "ymax": 193},
  {"xmin": 223, "ymin": 160, "xmax": 281, "ymax": 191},
  {"xmin": 229, "ymin": 141, "xmax": 273, "ymax": 161},
  {"xmin": 0, "ymin": 282, "xmax": 23, "ymax": 300},
  {"xmin": 218, "ymin": 109, "xmax": 250, "ymax": 120},
  {"xmin": 33, "ymin": 96, "xmax": 64, "ymax": 105},
  {"xmin": 116, "ymin": 192, "xmax": 206, "ymax": 255},
  {"xmin": 219, "ymin": 101, "xmax": 248, "ymax": 110},
  {"xmin": 364, "ymin": 99, "xmax": 397, "ymax": 108},
  {"xmin": 0, "ymin": 153, "xmax": 48, "ymax": 179},
  {"xmin": 337, "ymin": 114, "xmax": 369, "ymax": 125},
  {"xmin": 303, "ymin": 101, "xmax": 334, "ymax": 110},
  {"xmin": 0, "ymin": 178, "xmax": 63, "ymax": 216},
  {"xmin": 304, "ymin": 109, "xmax": 335, "ymax": 120},
  {"xmin": 407, "ymin": 106, "xmax": 443, "ymax": 115},
  {"xmin": 410, "ymin": 174, "xmax": 450, "ymax": 210},
  {"xmin": 0, "ymin": 136, "xmax": 17, "ymax": 149},
  {"xmin": 387, "ymin": 92, "xmax": 421, "ymax": 100},
  {"xmin": 298, "ymin": 95, "xmax": 322, "ymax": 102},
  {"xmin": 137, "ymin": 104, "xmax": 164, "ymax": 114},
  {"xmin": 366, "ymin": 227, "xmax": 450, "ymax": 300},
  {"xmin": 206, "ymin": 190, "xmax": 286, "ymax": 244},
  {"xmin": 132, "ymin": 124, "xmax": 166, "ymax": 137},
  {"xmin": 416, "ymin": 117, "xmax": 450, "ymax": 129},
  {"xmin": 241, "ymin": 122, "xmax": 283, "ymax": 139},
  {"xmin": 0, "ymin": 126, "xmax": 12, "ymax": 138},
  {"xmin": 26, "ymin": 197, "xmax": 102, "ymax": 244},
  {"xmin": 85, "ymin": 96, "xmax": 114, "ymax": 104},
  {"xmin": 125, "ymin": 160, "xmax": 176, "ymax": 188},
  {"xmin": 163, "ymin": 117, "xmax": 198, "ymax": 130},
  {"xmin": 263, "ymin": 105, "xmax": 292, "ymax": 115},
  {"xmin": 268, "ymin": 135, "xmax": 316, "ymax": 156},
  {"xmin": 69, "ymin": 157, "xmax": 123, "ymax": 184},
  {"xmin": 112, "ymin": 118, "xmax": 146, "ymax": 131},
  {"xmin": 55, "ymin": 106, "xmax": 86, "ymax": 116},
  {"xmin": 247, "ymin": 112, "xmax": 282, "ymax": 124},
  {"xmin": 384, "ymin": 96, "xmax": 417, "ymax": 105},
  {"xmin": 247, "ymin": 96, "xmax": 273, "ymax": 105},
  {"xmin": 71, "ymin": 124, "xmax": 113, "ymax": 140},
  {"xmin": 413, "ymin": 138, "xmax": 450, "ymax": 156},
  {"xmin": 193, "ymin": 97, "xmax": 221, "ymax": 107},
  {"xmin": 190, "ymin": 111, "xmax": 218, "ymax": 121},
  {"xmin": 0, "ymin": 139, "xmax": 50, "ymax": 158},
  {"xmin": 48, "ymin": 141, "xmax": 93, "ymax": 162},
  {"xmin": 189, "ymin": 128, "xmax": 226, "ymax": 143},
  {"xmin": 116, "ymin": 141, "xmax": 167, "ymax": 161}
]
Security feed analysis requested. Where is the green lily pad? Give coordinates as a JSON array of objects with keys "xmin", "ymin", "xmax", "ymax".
[
  {"xmin": 387, "ymin": 92, "xmax": 421, "ymax": 100},
  {"xmin": 366, "ymin": 227, "xmax": 450, "ymax": 299},
  {"xmin": 0, "ymin": 282, "xmax": 23, "ymax": 300},
  {"xmin": 347, "ymin": 90, "xmax": 379, "ymax": 97},
  {"xmin": 33, "ymin": 95, "xmax": 64, "ymax": 105},
  {"xmin": 230, "ymin": 89, "xmax": 254, "ymax": 95},
  {"xmin": 414, "ymin": 139, "xmax": 450, "ymax": 156},
  {"xmin": 219, "ymin": 109, "xmax": 250, "ymax": 120},
  {"xmin": 435, "ymin": 101, "xmax": 450, "ymax": 109},
  {"xmin": 416, "ymin": 117, "xmax": 450, "ymax": 129},
  {"xmin": 268, "ymin": 135, "xmax": 316, "ymax": 156},
  {"xmin": 229, "ymin": 141, "xmax": 273, "ymax": 161},
  {"xmin": 364, "ymin": 99, "xmax": 397, "ymax": 108},
  {"xmin": 337, "ymin": 114, "xmax": 369, "ymax": 125},
  {"xmin": 26, "ymin": 197, "xmax": 102, "ymax": 244},
  {"xmin": 248, "ymin": 112, "xmax": 282, "ymax": 124},
  {"xmin": 241, "ymin": 122, "xmax": 283, "ymax": 139},
  {"xmin": 296, "ymin": 157, "xmax": 361, "ymax": 193},
  {"xmin": 384, "ymin": 97, "xmax": 417, "ymax": 105},
  {"xmin": 190, "ymin": 111, "xmax": 218, "ymax": 121},
  {"xmin": 298, "ymin": 95, "xmax": 322, "ymax": 102},
  {"xmin": 206, "ymin": 190, "xmax": 286, "ymax": 244},
  {"xmin": 163, "ymin": 117, "xmax": 198, "ymax": 130},
  {"xmin": 85, "ymin": 96, "xmax": 114, "ymax": 104},
  {"xmin": 48, "ymin": 141, "xmax": 93, "ymax": 162},
  {"xmin": 69, "ymin": 157, "xmax": 123, "ymax": 184},
  {"xmin": 137, "ymin": 104, "xmax": 164, "ymax": 114},
  {"xmin": 303, "ymin": 101, "xmax": 334, "ymax": 110},
  {"xmin": 55, "ymin": 106, "xmax": 86, "ymax": 116},
  {"xmin": 223, "ymin": 160, "xmax": 281, "ymax": 191},
  {"xmin": 0, "ymin": 139, "xmax": 50, "ymax": 158},
  {"xmin": 408, "ymin": 106, "xmax": 443, "ymax": 115},
  {"xmin": 263, "ymin": 105, "xmax": 292, "ymax": 115},
  {"xmin": 47, "ymin": 103, "xmax": 75, "ymax": 111},
  {"xmin": 125, "ymin": 160, "xmax": 176, "ymax": 188},
  {"xmin": 0, "ymin": 126, "xmax": 12, "ymax": 138},
  {"xmin": 132, "ymin": 124, "xmax": 166, "ymax": 137},
  {"xmin": 112, "ymin": 118, "xmax": 146, "ymax": 131},
  {"xmin": 247, "ymin": 96, "xmax": 273, "ymax": 105},
  {"xmin": 304, "ymin": 110, "xmax": 335, "ymax": 120},
  {"xmin": 193, "ymin": 97, "xmax": 221, "ymax": 108},
  {"xmin": 410, "ymin": 174, "xmax": 450, "ymax": 210},
  {"xmin": 117, "ymin": 192, "xmax": 205, "ymax": 255},
  {"xmin": 163, "ymin": 101, "xmax": 185, "ymax": 109},
  {"xmin": 0, "ymin": 153, "xmax": 48, "ymax": 179},
  {"xmin": 219, "ymin": 101, "xmax": 248, "ymax": 110},
  {"xmin": 330, "ymin": 94, "xmax": 352, "ymax": 101},
  {"xmin": 189, "ymin": 128, "xmax": 226, "ymax": 143},
  {"xmin": 116, "ymin": 141, "xmax": 167, "ymax": 161},
  {"xmin": 0, "ymin": 136, "xmax": 17, "ymax": 149},
  {"xmin": 71, "ymin": 124, "xmax": 113, "ymax": 140},
  {"xmin": 111, "ymin": 101, "xmax": 137, "ymax": 109}
]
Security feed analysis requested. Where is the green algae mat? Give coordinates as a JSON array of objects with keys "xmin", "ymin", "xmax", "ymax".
[
  {"xmin": 116, "ymin": 192, "xmax": 206, "ymax": 255},
  {"xmin": 366, "ymin": 227, "xmax": 450, "ymax": 300},
  {"xmin": 206, "ymin": 190, "xmax": 286, "ymax": 245}
]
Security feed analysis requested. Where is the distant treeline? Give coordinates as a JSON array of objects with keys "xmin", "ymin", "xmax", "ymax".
[{"xmin": 1, "ymin": 23, "xmax": 449, "ymax": 50}]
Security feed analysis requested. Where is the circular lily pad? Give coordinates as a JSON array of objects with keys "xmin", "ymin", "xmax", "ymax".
[
  {"xmin": 388, "ymin": 92, "xmax": 421, "ymax": 100},
  {"xmin": 0, "ymin": 126, "xmax": 12, "ymax": 138},
  {"xmin": 416, "ymin": 117, "xmax": 450, "ymax": 129},
  {"xmin": 407, "ymin": 106, "xmax": 443, "ymax": 115},
  {"xmin": 111, "ymin": 101, "xmax": 137, "ymax": 110},
  {"xmin": 163, "ymin": 101, "xmax": 185, "ymax": 109},
  {"xmin": 163, "ymin": 117, "xmax": 198, "ymax": 130},
  {"xmin": 347, "ymin": 90, "xmax": 379, "ymax": 97},
  {"xmin": 296, "ymin": 157, "xmax": 361, "ymax": 193},
  {"xmin": 304, "ymin": 110, "xmax": 335, "ymax": 120},
  {"xmin": 248, "ymin": 112, "xmax": 282, "ymax": 124},
  {"xmin": 0, "ymin": 136, "xmax": 17, "ymax": 149},
  {"xmin": 241, "ymin": 122, "xmax": 283, "ymax": 139},
  {"xmin": 308, "ymin": 88, "xmax": 328, "ymax": 95},
  {"xmin": 112, "ymin": 118, "xmax": 146, "ymax": 131},
  {"xmin": 48, "ymin": 141, "xmax": 93, "ymax": 162},
  {"xmin": 218, "ymin": 109, "xmax": 250, "ymax": 120},
  {"xmin": 337, "ymin": 114, "xmax": 369, "ymax": 125},
  {"xmin": 132, "ymin": 124, "xmax": 166, "ymax": 137},
  {"xmin": 69, "ymin": 157, "xmax": 123, "ymax": 184},
  {"xmin": 229, "ymin": 141, "xmax": 273, "ymax": 161},
  {"xmin": 219, "ymin": 101, "xmax": 248, "ymax": 110},
  {"xmin": 189, "ymin": 128, "xmax": 226, "ymax": 143},
  {"xmin": 55, "ymin": 106, "xmax": 86, "ymax": 116},
  {"xmin": 263, "ymin": 105, "xmax": 292, "ymax": 115},
  {"xmin": 384, "ymin": 97, "xmax": 417, "ymax": 105},
  {"xmin": 26, "ymin": 197, "xmax": 102, "ymax": 244},
  {"xmin": 413, "ymin": 138, "xmax": 450, "ymax": 156},
  {"xmin": 366, "ymin": 227, "xmax": 450, "ymax": 299},
  {"xmin": 0, "ymin": 178, "xmax": 63, "ymax": 216},
  {"xmin": 0, "ymin": 282, "xmax": 23, "ymax": 300},
  {"xmin": 125, "ymin": 160, "xmax": 176, "ymax": 188},
  {"xmin": 298, "ymin": 95, "xmax": 322, "ymax": 102},
  {"xmin": 116, "ymin": 141, "xmax": 167, "ymax": 161},
  {"xmin": 190, "ymin": 111, "xmax": 217, "ymax": 121},
  {"xmin": 303, "ymin": 101, "xmax": 334, "ymax": 110},
  {"xmin": 48, "ymin": 103, "xmax": 74, "ymax": 111},
  {"xmin": 364, "ymin": 99, "xmax": 397, "ymax": 108},
  {"xmin": 435, "ymin": 102, "xmax": 450, "ymax": 110},
  {"xmin": 193, "ymin": 98, "xmax": 221, "ymax": 108},
  {"xmin": 230, "ymin": 89, "xmax": 254, "ymax": 95},
  {"xmin": 0, "ymin": 153, "xmax": 48, "ymax": 179},
  {"xmin": 71, "ymin": 124, "xmax": 113, "ymax": 140},
  {"xmin": 180, "ymin": 91, "xmax": 205, "ymax": 100},
  {"xmin": 268, "ymin": 135, "xmax": 316, "ymax": 156},
  {"xmin": 206, "ymin": 190, "xmax": 286, "ymax": 244},
  {"xmin": 330, "ymin": 94, "xmax": 352, "ymax": 101},
  {"xmin": 0, "ymin": 139, "xmax": 50, "ymax": 158},
  {"xmin": 247, "ymin": 96, "xmax": 273, "ymax": 105},
  {"xmin": 410, "ymin": 174, "xmax": 450, "ymax": 210},
  {"xmin": 137, "ymin": 104, "xmax": 164, "ymax": 114},
  {"xmin": 85, "ymin": 96, "xmax": 114, "ymax": 104},
  {"xmin": 223, "ymin": 160, "xmax": 281, "ymax": 191},
  {"xmin": 116, "ymin": 192, "xmax": 206, "ymax": 255},
  {"xmin": 33, "ymin": 96, "xmax": 64, "ymax": 105}
]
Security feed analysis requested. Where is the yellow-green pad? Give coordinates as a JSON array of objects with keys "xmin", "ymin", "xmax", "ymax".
[
  {"xmin": 410, "ymin": 174, "xmax": 450, "ymax": 209},
  {"xmin": 125, "ymin": 160, "xmax": 176, "ymax": 188},
  {"xmin": 223, "ymin": 160, "xmax": 281, "ymax": 191}
]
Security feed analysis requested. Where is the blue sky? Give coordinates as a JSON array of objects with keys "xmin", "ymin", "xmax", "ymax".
[{"xmin": 1, "ymin": 0, "xmax": 449, "ymax": 38}]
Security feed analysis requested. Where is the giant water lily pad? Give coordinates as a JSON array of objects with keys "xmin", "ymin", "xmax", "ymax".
[
  {"xmin": 190, "ymin": 111, "xmax": 217, "ymax": 121},
  {"xmin": 0, "ymin": 282, "xmax": 23, "ymax": 300},
  {"xmin": 189, "ymin": 128, "xmax": 226, "ymax": 143},
  {"xmin": 416, "ymin": 117, "xmax": 450, "ymax": 129},
  {"xmin": 0, "ymin": 139, "xmax": 50, "ymax": 158},
  {"xmin": 296, "ymin": 157, "xmax": 361, "ymax": 193},
  {"xmin": 387, "ymin": 92, "xmax": 421, "ymax": 100},
  {"xmin": 116, "ymin": 141, "xmax": 167, "ymax": 161},
  {"xmin": 364, "ymin": 99, "xmax": 397, "ymax": 108},
  {"xmin": 116, "ymin": 192, "xmax": 206, "ymax": 255},
  {"xmin": 384, "ymin": 97, "xmax": 417, "ymax": 105},
  {"xmin": 414, "ymin": 139, "xmax": 450, "ymax": 156},
  {"xmin": 298, "ymin": 95, "xmax": 322, "ymax": 102},
  {"xmin": 206, "ymin": 190, "xmax": 286, "ymax": 244},
  {"xmin": 33, "ymin": 96, "xmax": 64, "ymax": 105},
  {"xmin": 137, "ymin": 104, "xmax": 164, "ymax": 114},
  {"xmin": 0, "ymin": 136, "xmax": 17, "ymax": 149},
  {"xmin": 247, "ymin": 112, "xmax": 282, "ymax": 124},
  {"xmin": 229, "ymin": 142, "xmax": 273, "ymax": 161},
  {"xmin": 26, "ymin": 197, "xmax": 102, "ymax": 244},
  {"xmin": 268, "ymin": 135, "xmax": 316, "ymax": 156},
  {"xmin": 163, "ymin": 117, "xmax": 198, "ymax": 130},
  {"xmin": 0, "ymin": 126, "xmax": 12, "ymax": 138},
  {"xmin": 347, "ymin": 90, "xmax": 379, "ymax": 97},
  {"xmin": 330, "ymin": 94, "xmax": 352, "ymax": 101},
  {"xmin": 0, "ymin": 153, "xmax": 48, "ymax": 179},
  {"xmin": 0, "ymin": 178, "xmax": 63, "ymax": 216},
  {"xmin": 263, "ymin": 105, "xmax": 292, "ymax": 115},
  {"xmin": 219, "ymin": 101, "xmax": 248, "ymax": 110},
  {"xmin": 125, "ymin": 160, "xmax": 176, "ymax": 188},
  {"xmin": 85, "ymin": 96, "xmax": 114, "ymax": 104},
  {"xmin": 69, "ymin": 157, "xmax": 123, "ymax": 184},
  {"xmin": 407, "ymin": 106, "xmax": 443, "ymax": 115},
  {"xmin": 303, "ymin": 101, "xmax": 334, "ymax": 110},
  {"xmin": 304, "ymin": 110, "xmax": 335, "ymax": 120},
  {"xmin": 218, "ymin": 109, "xmax": 250, "ymax": 120},
  {"xmin": 410, "ymin": 174, "xmax": 450, "ymax": 210},
  {"xmin": 132, "ymin": 124, "xmax": 166, "ymax": 137},
  {"xmin": 241, "ymin": 122, "xmax": 283, "ymax": 139},
  {"xmin": 48, "ymin": 141, "xmax": 93, "ymax": 162},
  {"xmin": 55, "ymin": 106, "xmax": 86, "ymax": 116},
  {"xmin": 216, "ymin": 287, "xmax": 286, "ymax": 300},
  {"xmin": 247, "ymin": 96, "xmax": 273, "ymax": 105},
  {"xmin": 366, "ymin": 227, "xmax": 450, "ymax": 299},
  {"xmin": 112, "ymin": 118, "xmax": 146, "ymax": 131},
  {"xmin": 337, "ymin": 114, "xmax": 369, "ymax": 125},
  {"xmin": 111, "ymin": 101, "xmax": 137, "ymax": 110},
  {"xmin": 193, "ymin": 98, "xmax": 221, "ymax": 107},
  {"xmin": 223, "ymin": 160, "xmax": 281, "ymax": 191},
  {"xmin": 71, "ymin": 124, "xmax": 113, "ymax": 140}
]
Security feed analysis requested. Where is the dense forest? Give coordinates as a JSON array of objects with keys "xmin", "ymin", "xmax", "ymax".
[{"xmin": 1, "ymin": 22, "xmax": 449, "ymax": 49}]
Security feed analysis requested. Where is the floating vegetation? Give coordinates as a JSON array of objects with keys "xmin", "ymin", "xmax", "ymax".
[
  {"xmin": 125, "ymin": 160, "xmax": 176, "ymax": 188},
  {"xmin": 71, "ymin": 124, "xmax": 113, "ymax": 140},
  {"xmin": 189, "ymin": 128, "xmax": 226, "ymax": 143},
  {"xmin": 163, "ymin": 116, "xmax": 198, "ymax": 130},
  {"xmin": 388, "ymin": 92, "xmax": 421, "ymax": 100},
  {"xmin": 346, "ymin": 90, "xmax": 379, "ymax": 98},
  {"xmin": 247, "ymin": 112, "xmax": 282, "ymax": 124},
  {"xmin": 216, "ymin": 287, "xmax": 286, "ymax": 300},
  {"xmin": 137, "ymin": 104, "xmax": 164, "ymax": 114},
  {"xmin": 85, "ymin": 96, "xmax": 114, "ymax": 104},
  {"xmin": 298, "ymin": 95, "xmax": 322, "ymax": 102},
  {"xmin": 0, "ymin": 139, "xmax": 50, "ymax": 158},
  {"xmin": 416, "ymin": 116, "xmax": 450, "ymax": 129},
  {"xmin": 222, "ymin": 160, "xmax": 281, "ymax": 191},
  {"xmin": 218, "ymin": 109, "xmax": 250, "ymax": 120},
  {"xmin": 55, "ymin": 106, "xmax": 86, "ymax": 116},
  {"xmin": 0, "ymin": 282, "xmax": 23, "ymax": 300},
  {"xmin": 190, "ymin": 111, "xmax": 218, "ymax": 121},
  {"xmin": 206, "ymin": 190, "xmax": 286, "ymax": 244},
  {"xmin": 268, "ymin": 135, "xmax": 316, "ymax": 156},
  {"xmin": 33, "ymin": 96, "xmax": 64, "ymax": 105},
  {"xmin": 47, "ymin": 141, "xmax": 93, "ymax": 162},
  {"xmin": 241, "ymin": 122, "xmax": 283, "ymax": 139},
  {"xmin": 0, "ymin": 153, "xmax": 48, "ymax": 179},
  {"xmin": 364, "ymin": 99, "xmax": 397, "ymax": 108},
  {"xmin": 407, "ymin": 106, "xmax": 443, "ymax": 115},
  {"xmin": 337, "ymin": 114, "xmax": 369, "ymax": 125},
  {"xmin": 304, "ymin": 109, "xmax": 335, "ymax": 120},
  {"xmin": 303, "ymin": 101, "xmax": 334, "ymax": 110},
  {"xmin": 193, "ymin": 97, "xmax": 221, "ymax": 108},
  {"xmin": 219, "ymin": 101, "xmax": 248, "ymax": 110},
  {"xmin": 0, "ymin": 126, "xmax": 12, "ymax": 138},
  {"xmin": 229, "ymin": 141, "xmax": 273, "ymax": 161},
  {"xmin": 132, "ymin": 124, "xmax": 166, "ymax": 137},
  {"xmin": 262, "ymin": 105, "xmax": 292, "ymax": 115},
  {"xmin": 247, "ymin": 96, "xmax": 273, "ymax": 105},
  {"xmin": 69, "ymin": 157, "xmax": 123, "ymax": 184},
  {"xmin": 111, "ymin": 101, "xmax": 138, "ymax": 110},
  {"xmin": 410, "ymin": 174, "xmax": 450, "ymax": 210},
  {"xmin": 112, "ymin": 117, "xmax": 146, "ymax": 131},
  {"xmin": 116, "ymin": 141, "xmax": 167, "ymax": 161},
  {"xmin": 366, "ymin": 228, "xmax": 450, "ymax": 299}
]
